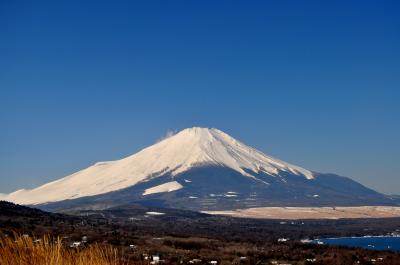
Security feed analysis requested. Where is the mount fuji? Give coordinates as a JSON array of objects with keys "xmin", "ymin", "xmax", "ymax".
[{"xmin": 3, "ymin": 127, "xmax": 393, "ymax": 211}]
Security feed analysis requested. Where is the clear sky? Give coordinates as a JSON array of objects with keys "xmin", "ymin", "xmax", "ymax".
[{"xmin": 1, "ymin": 0, "xmax": 399, "ymax": 195}]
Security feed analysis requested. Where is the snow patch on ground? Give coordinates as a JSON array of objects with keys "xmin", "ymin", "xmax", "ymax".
[
  {"xmin": 145, "ymin": 212, "xmax": 165, "ymax": 215},
  {"xmin": 142, "ymin": 181, "xmax": 183, "ymax": 196}
]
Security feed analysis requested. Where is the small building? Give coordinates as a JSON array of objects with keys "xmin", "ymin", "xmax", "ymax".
[
  {"xmin": 150, "ymin": 255, "xmax": 161, "ymax": 264},
  {"xmin": 69, "ymin": 241, "xmax": 81, "ymax": 248}
]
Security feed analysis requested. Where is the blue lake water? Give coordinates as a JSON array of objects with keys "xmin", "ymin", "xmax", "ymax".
[{"xmin": 314, "ymin": 236, "xmax": 400, "ymax": 251}]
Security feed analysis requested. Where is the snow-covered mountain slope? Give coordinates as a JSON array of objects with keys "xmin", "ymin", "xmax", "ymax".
[
  {"xmin": 4, "ymin": 127, "xmax": 314, "ymax": 205},
  {"xmin": 4, "ymin": 127, "xmax": 394, "ymax": 211}
]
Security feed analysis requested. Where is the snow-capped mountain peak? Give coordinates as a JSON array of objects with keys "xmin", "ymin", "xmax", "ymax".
[
  {"xmin": 118, "ymin": 127, "xmax": 313, "ymax": 181},
  {"xmin": 4, "ymin": 127, "xmax": 314, "ymax": 205}
]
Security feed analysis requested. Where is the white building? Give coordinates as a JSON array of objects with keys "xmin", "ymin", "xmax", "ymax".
[{"xmin": 69, "ymin": 242, "xmax": 81, "ymax": 248}]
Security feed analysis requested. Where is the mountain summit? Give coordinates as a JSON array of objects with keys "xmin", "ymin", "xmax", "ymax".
[{"xmin": 3, "ymin": 127, "xmax": 392, "ymax": 210}]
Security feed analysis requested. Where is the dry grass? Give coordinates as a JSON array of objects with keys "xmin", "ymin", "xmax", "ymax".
[
  {"xmin": 0, "ymin": 234, "xmax": 127, "ymax": 265},
  {"xmin": 205, "ymin": 206, "xmax": 400, "ymax": 219}
]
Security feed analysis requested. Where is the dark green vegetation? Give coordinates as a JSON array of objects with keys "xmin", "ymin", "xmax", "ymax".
[{"xmin": 1, "ymin": 201, "xmax": 400, "ymax": 264}]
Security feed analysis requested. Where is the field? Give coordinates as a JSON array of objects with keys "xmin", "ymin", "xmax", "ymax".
[
  {"xmin": 204, "ymin": 206, "xmax": 400, "ymax": 219},
  {"xmin": 0, "ymin": 234, "xmax": 125, "ymax": 265}
]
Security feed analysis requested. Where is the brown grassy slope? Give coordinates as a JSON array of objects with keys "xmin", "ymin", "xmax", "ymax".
[{"xmin": 0, "ymin": 234, "xmax": 126, "ymax": 265}]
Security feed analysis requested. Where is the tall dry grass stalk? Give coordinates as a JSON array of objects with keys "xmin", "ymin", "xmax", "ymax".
[{"xmin": 0, "ymin": 234, "xmax": 127, "ymax": 265}]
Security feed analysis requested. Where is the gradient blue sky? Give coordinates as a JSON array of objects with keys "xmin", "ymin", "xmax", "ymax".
[{"xmin": 1, "ymin": 0, "xmax": 399, "ymax": 194}]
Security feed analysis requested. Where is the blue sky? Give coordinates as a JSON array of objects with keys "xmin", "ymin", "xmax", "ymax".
[{"xmin": 1, "ymin": 0, "xmax": 399, "ymax": 194}]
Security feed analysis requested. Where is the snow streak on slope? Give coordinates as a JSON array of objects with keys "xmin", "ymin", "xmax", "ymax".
[
  {"xmin": 4, "ymin": 127, "xmax": 314, "ymax": 205},
  {"xmin": 143, "ymin": 181, "xmax": 183, "ymax": 196}
]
